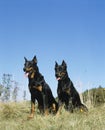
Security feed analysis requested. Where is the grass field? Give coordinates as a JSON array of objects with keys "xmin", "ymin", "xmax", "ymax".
[{"xmin": 0, "ymin": 101, "xmax": 105, "ymax": 130}]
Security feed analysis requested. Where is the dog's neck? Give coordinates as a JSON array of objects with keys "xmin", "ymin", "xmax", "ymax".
[
  {"xmin": 28, "ymin": 70, "xmax": 42, "ymax": 80},
  {"xmin": 28, "ymin": 68, "xmax": 45, "ymax": 87}
]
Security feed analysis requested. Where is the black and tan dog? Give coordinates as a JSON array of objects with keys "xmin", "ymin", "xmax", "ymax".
[
  {"xmin": 55, "ymin": 60, "xmax": 88, "ymax": 113},
  {"xmin": 23, "ymin": 56, "xmax": 58, "ymax": 118}
]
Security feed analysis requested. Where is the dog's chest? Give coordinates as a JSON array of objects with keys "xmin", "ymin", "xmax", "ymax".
[
  {"xmin": 29, "ymin": 79, "xmax": 43, "ymax": 92},
  {"xmin": 58, "ymin": 81, "xmax": 71, "ymax": 94}
]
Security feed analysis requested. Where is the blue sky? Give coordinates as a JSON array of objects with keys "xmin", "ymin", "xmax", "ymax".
[{"xmin": 0, "ymin": 0, "xmax": 105, "ymax": 100}]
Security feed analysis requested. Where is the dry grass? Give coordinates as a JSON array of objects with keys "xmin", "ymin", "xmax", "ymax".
[{"xmin": 0, "ymin": 102, "xmax": 105, "ymax": 130}]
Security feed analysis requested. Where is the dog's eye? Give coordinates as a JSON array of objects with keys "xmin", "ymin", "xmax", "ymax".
[
  {"xmin": 61, "ymin": 66, "xmax": 66, "ymax": 70},
  {"xmin": 28, "ymin": 64, "xmax": 32, "ymax": 68}
]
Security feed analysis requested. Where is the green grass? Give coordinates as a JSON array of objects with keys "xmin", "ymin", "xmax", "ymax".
[{"xmin": 0, "ymin": 102, "xmax": 105, "ymax": 130}]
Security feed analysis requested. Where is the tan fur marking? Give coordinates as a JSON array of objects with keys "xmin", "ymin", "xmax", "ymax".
[
  {"xmin": 44, "ymin": 108, "xmax": 49, "ymax": 115},
  {"xmin": 65, "ymin": 88, "xmax": 70, "ymax": 94},
  {"xmin": 26, "ymin": 67, "xmax": 33, "ymax": 71},
  {"xmin": 31, "ymin": 72, "xmax": 35, "ymax": 78},
  {"xmin": 28, "ymin": 102, "xmax": 35, "ymax": 119},
  {"xmin": 56, "ymin": 104, "xmax": 64, "ymax": 116},
  {"xmin": 52, "ymin": 103, "xmax": 56, "ymax": 111},
  {"xmin": 61, "ymin": 72, "xmax": 66, "ymax": 76},
  {"xmin": 34, "ymin": 86, "xmax": 42, "ymax": 91}
]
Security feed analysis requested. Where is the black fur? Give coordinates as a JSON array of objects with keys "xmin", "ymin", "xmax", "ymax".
[
  {"xmin": 55, "ymin": 60, "xmax": 88, "ymax": 112},
  {"xmin": 23, "ymin": 56, "xmax": 58, "ymax": 118}
]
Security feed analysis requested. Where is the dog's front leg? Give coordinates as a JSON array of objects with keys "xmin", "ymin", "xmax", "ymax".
[
  {"xmin": 42, "ymin": 94, "xmax": 49, "ymax": 116},
  {"xmin": 28, "ymin": 96, "xmax": 35, "ymax": 119},
  {"xmin": 56, "ymin": 100, "xmax": 63, "ymax": 116}
]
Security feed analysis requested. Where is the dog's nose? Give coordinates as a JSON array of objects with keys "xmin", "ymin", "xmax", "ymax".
[
  {"xmin": 55, "ymin": 74, "xmax": 59, "ymax": 77},
  {"xmin": 55, "ymin": 74, "xmax": 57, "ymax": 77},
  {"xmin": 23, "ymin": 68, "xmax": 26, "ymax": 71}
]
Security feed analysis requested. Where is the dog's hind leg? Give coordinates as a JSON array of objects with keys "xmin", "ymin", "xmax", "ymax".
[
  {"xmin": 80, "ymin": 104, "xmax": 88, "ymax": 112},
  {"xmin": 43, "ymin": 94, "xmax": 49, "ymax": 115},
  {"xmin": 50, "ymin": 103, "xmax": 57, "ymax": 114},
  {"xmin": 78, "ymin": 103, "xmax": 88, "ymax": 113}
]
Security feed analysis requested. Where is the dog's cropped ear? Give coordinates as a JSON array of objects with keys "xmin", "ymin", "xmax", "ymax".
[
  {"xmin": 24, "ymin": 57, "xmax": 27, "ymax": 62},
  {"xmin": 55, "ymin": 61, "xmax": 58, "ymax": 67},
  {"xmin": 33, "ymin": 56, "xmax": 37, "ymax": 64},
  {"xmin": 62, "ymin": 60, "xmax": 67, "ymax": 67}
]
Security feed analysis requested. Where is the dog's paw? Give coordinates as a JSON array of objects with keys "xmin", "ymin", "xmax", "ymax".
[{"xmin": 27, "ymin": 114, "xmax": 34, "ymax": 120}]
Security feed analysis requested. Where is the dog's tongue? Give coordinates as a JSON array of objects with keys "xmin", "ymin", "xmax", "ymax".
[
  {"xmin": 56, "ymin": 77, "xmax": 60, "ymax": 80},
  {"xmin": 24, "ymin": 73, "xmax": 29, "ymax": 77}
]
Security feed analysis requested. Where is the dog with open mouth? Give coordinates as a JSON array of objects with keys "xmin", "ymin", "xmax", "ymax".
[
  {"xmin": 23, "ymin": 56, "xmax": 58, "ymax": 118},
  {"xmin": 55, "ymin": 60, "xmax": 88, "ymax": 113}
]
